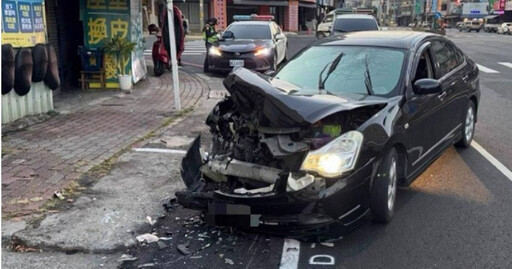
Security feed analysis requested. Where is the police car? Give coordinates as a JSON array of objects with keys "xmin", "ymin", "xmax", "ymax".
[{"xmin": 206, "ymin": 15, "xmax": 288, "ymax": 72}]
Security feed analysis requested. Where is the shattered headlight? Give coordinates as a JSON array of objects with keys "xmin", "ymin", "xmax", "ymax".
[{"xmin": 301, "ymin": 131, "xmax": 363, "ymax": 178}]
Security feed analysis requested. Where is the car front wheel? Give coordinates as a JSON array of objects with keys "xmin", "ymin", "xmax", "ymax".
[
  {"xmin": 370, "ymin": 148, "xmax": 398, "ymax": 223},
  {"xmin": 455, "ymin": 101, "xmax": 476, "ymax": 148}
]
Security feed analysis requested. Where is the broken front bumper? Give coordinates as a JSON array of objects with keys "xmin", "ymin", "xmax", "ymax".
[{"xmin": 176, "ymin": 136, "xmax": 373, "ymax": 239}]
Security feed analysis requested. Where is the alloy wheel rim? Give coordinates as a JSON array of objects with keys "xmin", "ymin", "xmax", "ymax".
[
  {"xmin": 465, "ymin": 106, "xmax": 475, "ymax": 142},
  {"xmin": 387, "ymin": 158, "xmax": 397, "ymax": 211}
]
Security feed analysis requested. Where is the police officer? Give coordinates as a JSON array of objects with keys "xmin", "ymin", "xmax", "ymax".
[{"xmin": 203, "ymin": 18, "xmax": 218, "ymax": 72}]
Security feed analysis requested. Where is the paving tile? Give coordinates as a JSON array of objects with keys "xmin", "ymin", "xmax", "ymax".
[{"xmin": 1, "ymin": 71, "xmax": 204, "ymax": 216}]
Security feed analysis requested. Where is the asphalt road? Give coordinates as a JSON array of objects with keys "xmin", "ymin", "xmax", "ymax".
[{"xmin": 136, "ymin": 31, "xmax": 512, "ymax": 268}]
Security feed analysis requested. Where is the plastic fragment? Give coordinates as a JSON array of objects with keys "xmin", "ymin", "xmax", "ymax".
[
  {"xmin": 118, "ymin": 254, "xmax": 137, "ymax": 262},
  {"xmin": 136, "ymin": 233, "xmax": 159, "ymax": 244}
]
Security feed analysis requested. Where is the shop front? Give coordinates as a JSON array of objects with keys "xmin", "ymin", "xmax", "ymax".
[{"xmin": 80, "ymin": 0, "xmax": 147, "ymax": 88}]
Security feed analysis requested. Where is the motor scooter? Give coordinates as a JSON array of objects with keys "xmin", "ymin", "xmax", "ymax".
[{"xmin": 148, "ymin": 4, "xmax": 185, "ymax": 77}]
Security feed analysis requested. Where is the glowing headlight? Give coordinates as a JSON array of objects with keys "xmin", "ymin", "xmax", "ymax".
[
  {"xmin": 301, "ymin": 131, "xmax": 363, "ymax": 178},
  {"xmin": 209, "ymin": 47, "xmax": 222, "ymax": 56},
  {"xmin": 254, "ymin": 47, "xmax": 271, "ymax": 57}
]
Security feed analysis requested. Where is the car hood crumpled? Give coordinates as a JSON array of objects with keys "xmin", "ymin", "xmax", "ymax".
[{"xmin": 223, "ymin": 67, "xmax": 391, "ymax": 128}]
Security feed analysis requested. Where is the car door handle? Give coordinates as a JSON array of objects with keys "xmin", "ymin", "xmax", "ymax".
[
  {"xmin": 438, "ymin": 91, "xmax": 447, "ymax": 100},
  {"xmin": 462, "ymin": 75, "xmax": 469, "ymax": 82}
]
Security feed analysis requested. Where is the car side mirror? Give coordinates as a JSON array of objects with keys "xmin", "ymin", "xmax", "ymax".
[
  {"xmin": 148, "ymin": 24, "xmax": 159, "ymax": 35},
  {"xmin": 223, "ymin": 31, "xmax": 234, "ymax": 39},
  {"xmin": 275, "ymin": 33, "xmax": 285, "ymax": 40},
  {"xmin": 413, "ymin": 78, "xmax": 442, "ymax": 95}
]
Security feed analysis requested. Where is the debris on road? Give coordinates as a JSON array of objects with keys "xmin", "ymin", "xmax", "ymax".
[
  {"xmin": 177, "ymin": 244, "xmax": 192, "ymax": 255},
  {"xmin": 157, "ymin": 241, "xmax": 167, "ymax": 250},
  {"xmin": 320, "ymin": 242, "xmax": 334, "ymax": 247},
  {"xmin": 146, "ymin": 216, "xmax": 156, "ymax": 225},
  {"xmin": 54, "ymin": 191, "xmax": 65, "ymax": 200},
  {"xmin": 137, "ymin": 263, "xmax": 156, "ymax": 268},
  {"xmin": 118, "ymin": 254, "xmax": 137, "ymax": 262},
  {"xmin": 136, "ymin": 233, "xmax": 159, "ymax": 244},
  {"xmin": 163, "ymin": 198, "xmax": 177, "ymax": 212},
  {"xmin": 225, "ymin": 258, "xmax": 234, "ymax": 265}
]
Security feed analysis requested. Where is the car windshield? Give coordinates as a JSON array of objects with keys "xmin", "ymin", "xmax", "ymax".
[
  {"xmin": 222, "ymin": 24, "xmax": 271, "ymax": 39},
  {"xmin": 274, "ymin": 46, "xmax": 405, "ymax": 96},
  {"xmin": 333, "ymin": 18, "xmax": 379, "ymax": 32}
]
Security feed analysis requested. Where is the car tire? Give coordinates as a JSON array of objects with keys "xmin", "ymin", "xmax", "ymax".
[
  {"xmin": 477, "ymin": 30, "xmax": 480, "ymax": 33},
  {"xmin": 154, "ymin": 60, "xmax": 165, "ymax": 76},
  {"xmin": 455, "ymin": 101, "xmax": 476, "ymax": 148},
  {"xmin": 459, "ymin": 28, "xmax": 462, "ymax": 32},
  {"xmin": 370, "ymin": 148, "xmax": 398, "ymax": 223}
]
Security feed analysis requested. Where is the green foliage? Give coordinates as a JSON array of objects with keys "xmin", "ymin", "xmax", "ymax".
[{"xmin": 103, "ymin": 36, "xmax": 136, "ymax": 76}]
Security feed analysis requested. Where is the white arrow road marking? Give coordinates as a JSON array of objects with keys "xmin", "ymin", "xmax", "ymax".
[
  {"xmin": 471, "ymin": 141, "xmax": 512, "ymax": 182},
  {"xmin": 476, "ymin": 64, "xmax": 500, "ymax": 74},
  {"xmin": 280, "ymin": 239, "xmax": 300, "ymax": 269},
  {"xmin": 498, "ymin": 62, "xmax": 512, "ymax": 69}
]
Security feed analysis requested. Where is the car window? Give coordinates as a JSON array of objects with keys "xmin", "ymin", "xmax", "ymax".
[
  {"xmin": 333, "ymin": 18, "xmax": 379, "ymax": 32},
  {"xmin": 413, "ymin": 49, "xmax": 434, "ymax": 83},
  {"xmin": 324, "ymin": 15, "xmax": 333, "ymax": 23},
  {"xmin": 223, "ymin": 24, "xmax": 271, "ymax": 39},
  {"xmin": 430, "ymin": 41, "xmax": 462, "ymax": 78},
  {"xmin": 274, "ymin": 46, "xmax": 406, "ymax": 96}
]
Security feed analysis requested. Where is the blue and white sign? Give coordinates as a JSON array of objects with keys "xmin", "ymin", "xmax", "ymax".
[{"xmin": 2, "ymin": 1, "xmax": 19, "ymax": 33}]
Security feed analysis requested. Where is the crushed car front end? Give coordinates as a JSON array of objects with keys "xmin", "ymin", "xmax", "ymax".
[{"xmin": 176, "ymin": 68, "xmax": 397, "ymax": 240}]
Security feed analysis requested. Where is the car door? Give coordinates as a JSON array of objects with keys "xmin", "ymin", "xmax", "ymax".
[
  {"xmin": 429, "ymin": 40, "xmax": 467, "ymax": 146},
  {"xmin": 318, "ymin": 14, "xmax": 334, "ymax": 34},
  {"xmin": 403, "ymin": 41, "xmax": 448, "ymax": 172},
  {"xmin": 272, "ymin": 23, "xmax": 286, "ymax": 63}
]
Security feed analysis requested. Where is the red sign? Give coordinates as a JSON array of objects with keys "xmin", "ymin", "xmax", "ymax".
[{"xmin": 495, "ymin": 0, "xmax": 506, "ymax": 10}]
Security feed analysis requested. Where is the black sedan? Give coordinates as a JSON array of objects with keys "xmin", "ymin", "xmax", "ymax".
[
  {"xmin": 205, "ymin": 19, "xmax": 288, "ymax": 72},
  {"xmin": 178, "ymin": 31, "xmax": 480, "ymax": 241}
]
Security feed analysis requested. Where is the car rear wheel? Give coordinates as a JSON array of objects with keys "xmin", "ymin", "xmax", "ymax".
[
  {"xmin": 370, "ymin": 148, "xmax": 398, "ymax": 223},
  {"xmin": 455, "ymin": 101, "xmax": 476, "ymax": 148}
]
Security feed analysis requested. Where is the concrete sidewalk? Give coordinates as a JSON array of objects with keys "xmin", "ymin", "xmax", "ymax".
[{"xmin": 1, "ymin": 68, "xmax": 206, "ymax": 217}]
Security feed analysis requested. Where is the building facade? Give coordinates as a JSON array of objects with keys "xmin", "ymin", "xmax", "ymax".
[{"xmin": 145, "ymin": 0, "xmax": 333, "ymax": 32}]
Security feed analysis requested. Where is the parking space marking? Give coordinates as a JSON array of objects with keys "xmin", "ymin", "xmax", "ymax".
[
  {"xmin": 280, "ymin": 239, "xmax": 300, "ymax": 269},
  {"xmin": 472, "ymin": 141, "xmax": 512, "ymax": 182},
  {"xmin": 498, "ymin": 62, "xmax": 512, "ymax": 69},
  {"xmin": 476, "ymin": 64, "xmax": 500, "ymax": 74},
  {"xmin": 132, "ymin": 148, "xmax": 187, "ymax": 154}
]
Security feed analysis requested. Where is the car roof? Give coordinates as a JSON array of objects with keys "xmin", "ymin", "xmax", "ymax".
[
  {"xmin": 317, "ymin": 31, "xmax": 437, "ymax": 49},
  {"xmin": 229, "ymin": 21, "xmax": 272, "ymax": 26},
  {"xmin": 335, "ymin": 14, "xmax": 375, "ymax": 19}
]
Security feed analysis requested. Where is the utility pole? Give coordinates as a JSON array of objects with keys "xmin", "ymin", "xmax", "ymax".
[
  {"xmin": 166, "ymin": 0, "xmax": 181, "ymax": 111},
  {"xmin": 199, "ymin": 0, "xmax": 204, "ymax": 33}
]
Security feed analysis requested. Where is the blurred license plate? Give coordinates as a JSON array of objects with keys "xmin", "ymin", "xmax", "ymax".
[{"xmin": 230, "ymin": 60, "xmax": 244, "ymax": 67}]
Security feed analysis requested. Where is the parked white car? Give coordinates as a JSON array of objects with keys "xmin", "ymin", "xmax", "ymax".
[{"xmin": 497, "ymin": 22, "xmax": 512, "ymax": 34}]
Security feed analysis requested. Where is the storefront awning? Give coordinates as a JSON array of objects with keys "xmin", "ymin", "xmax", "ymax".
[
  {"xmin": 233, "ymin": 0, "xmax": 289, "ymax": 6},
  {"xmin": 445, "ymin": 15, "xmax": 460, "ymax": 19},
  {"xmin": 299, "ymin": 2, "xmax": 316, "ymax": 8},
  {"xmin": 462, "ymin": 14, "xmax": 487, "ymax": 18},
  {"xmin": 484, "ymin": 15, "xmax": 499, "ymax": 19}
]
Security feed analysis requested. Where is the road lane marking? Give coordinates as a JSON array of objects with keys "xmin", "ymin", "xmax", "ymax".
[
  {"xmin": 280, "ymin": 239, "xmax": 300, "ymax": 269},
  {"xmin": 471, "ymin": 141, "xmax": 512, "ymax": 182},
  {"xmin": 132, "ymin": 148, "xmax": 187, "ymax": 154},
  {"xmin": 498, "ymin": 62, "xmax": 512, "ymax": 69},
  {"xmin": 182, "ymin": 52, "xmax": 204, "ymax": 55},
  {"xmin": 476, "ymin": 64, "xmax": 500, "ymax": 74}
]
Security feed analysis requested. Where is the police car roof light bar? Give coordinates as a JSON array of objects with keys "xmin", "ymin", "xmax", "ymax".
[{"xmin": 233, "ymin": 14, "xmax": 274, "ymax": 21}]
